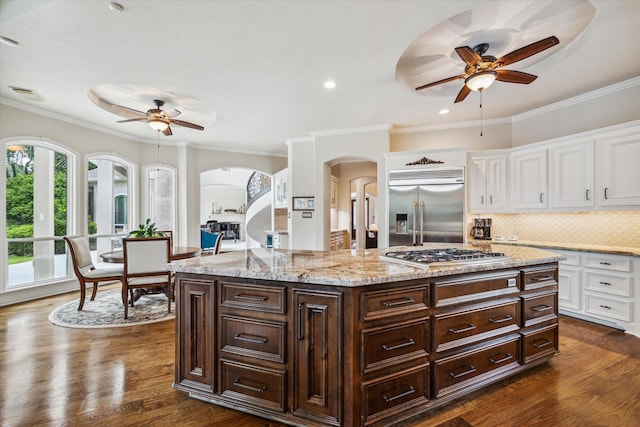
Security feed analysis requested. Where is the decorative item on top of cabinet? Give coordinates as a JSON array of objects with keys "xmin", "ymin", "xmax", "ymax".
[
  {"xmin": 330, "ymin": 175, "xmax": 338, "ymax": 209},
  {"xmin": 468, "ymin": 152, "xmax": 508, "ymax": 212},
  {"xmin": 511, "ymin": 148, "xmax": 547, "ymax": 210}
]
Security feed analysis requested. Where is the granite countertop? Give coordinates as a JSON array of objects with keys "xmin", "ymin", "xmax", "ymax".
[
  {"xmin": 471, "ymin": 239, "xmax": 640, "ymax": 257},
  {"xmin": 168, "ymin": 243, "xmax": 562, "ymax": 287}
]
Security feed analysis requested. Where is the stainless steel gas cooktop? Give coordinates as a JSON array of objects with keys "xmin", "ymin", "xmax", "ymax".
[{"xmin": 381, "ymin": 248, "xmax": 512, "ymax": 268}]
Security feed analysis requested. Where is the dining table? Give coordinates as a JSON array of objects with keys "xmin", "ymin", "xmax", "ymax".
[{"xmin": 100, "ymin": 246, "xmax": 202, "ymax": 263}]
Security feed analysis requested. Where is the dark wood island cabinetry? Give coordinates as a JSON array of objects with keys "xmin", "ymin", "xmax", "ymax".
[{"xmin": 170, "ymin": 245, "xmax": 561, "ymax": 427}]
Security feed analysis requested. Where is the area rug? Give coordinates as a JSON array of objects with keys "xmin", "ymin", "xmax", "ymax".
[{"xmin": 49, "ymin": 288, "xmax": 174, "ymax": 328}]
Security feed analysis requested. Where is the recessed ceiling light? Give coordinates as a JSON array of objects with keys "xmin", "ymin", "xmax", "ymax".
[
  {"xmin": 439, "ymin": 109, "xmax": 450, "ymax": 115},
  {"xmin": 0, "ymin": 36, "xmax": 19, "ymax": 47},
  {"xmin": 108, "ymin": 2, "xmax": 124, "ymax": 13},
  {"xmin": 10, "ymin": 86, "xmax": 46, "ymax": 102},
  {"xmin": 323, "ymin": 80, "xmax": 337, "ymax": 89}
]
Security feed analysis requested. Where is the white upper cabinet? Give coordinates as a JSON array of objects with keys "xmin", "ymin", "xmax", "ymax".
[
  {"xmin": 511, "ymin": 148, "xmax": 548, "ymax": 210},
  {"xmin": 549, "ymin": 139, "xmax": 595, "ymax": 208},
  {"xmin": 597, "ymin": 131, "xmax": 640, "ymax": 207},
  {"xmin": 468, "ymin": 153, "xmax": 508, "ymax": 212}
]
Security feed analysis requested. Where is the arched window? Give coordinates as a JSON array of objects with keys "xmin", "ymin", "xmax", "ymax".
[
  {"xmin": 3, "ymin": 139, "xmax": 75, "ymax": 290},
  {"xmin": 87, "ymin": 154, "xmax": 136, "ymax": 258}
]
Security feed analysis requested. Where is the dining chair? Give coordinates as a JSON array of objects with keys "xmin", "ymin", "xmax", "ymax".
[
  {"xmin": 122, "ymin": 236, "xmax": 172, "ymax": 319},
  {"xmin": 158, "ymin": 230, "xmax": 173, "ymax": 247},
  {"xmin": 64, "ymin": 236, "xmax": 124, "ymax": 311}
]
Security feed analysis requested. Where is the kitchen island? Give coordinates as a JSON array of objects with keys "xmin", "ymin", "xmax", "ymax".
[{"xmin": 169, "ymin": 244, "xmax": 562, "ymax": 427}]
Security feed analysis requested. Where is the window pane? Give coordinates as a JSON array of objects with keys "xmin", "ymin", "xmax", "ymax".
[
  {"xmin": 5, "ymin": 144, "xmax": 70, "ymax": 289},
  {"xmin": 148, "ymin": 168, "xmax": 175, "ymax": 231},
  {"xmin": 87, "ymin": 157, "xmax": 130, "ymax": 235}
]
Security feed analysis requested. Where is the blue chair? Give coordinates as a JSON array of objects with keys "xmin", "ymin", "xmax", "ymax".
[{"xmin": 201, "ymin": 230, "xmax": 222, "ymax": 253}]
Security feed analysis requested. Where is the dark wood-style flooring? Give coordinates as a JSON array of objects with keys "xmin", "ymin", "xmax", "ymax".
[{"xmin": 2, "ymin": 285, "xmax": 639, "ymax": 427}]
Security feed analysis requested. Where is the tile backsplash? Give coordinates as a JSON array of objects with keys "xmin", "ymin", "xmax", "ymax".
[{"xmin": 469, "ymin": 210, "xmax": 640, "ymax": 247}]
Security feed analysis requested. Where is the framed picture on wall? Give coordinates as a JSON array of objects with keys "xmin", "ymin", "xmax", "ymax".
[{"xmin": 293, "ymin": 196, "xmax": 314, "ymax": 211}]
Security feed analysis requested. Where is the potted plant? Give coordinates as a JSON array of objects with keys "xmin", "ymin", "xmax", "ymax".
[{"xmin": 128, "ymin": 218, "xmax": 166, "ymax": 238}]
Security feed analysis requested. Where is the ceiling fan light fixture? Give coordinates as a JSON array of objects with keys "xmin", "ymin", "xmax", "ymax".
[
  {"xmin": 148, "ymin": 119, "xmax": 169, "ymax": 132},
  {"xmin": 465, "ymin": 70, "xmax": 497, "ymax": 92}
]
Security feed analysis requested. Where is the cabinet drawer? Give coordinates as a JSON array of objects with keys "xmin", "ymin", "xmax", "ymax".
[
  {"xmin": 521, "ymin": 264, "xmax": 558, "ymax": 291},
  {"xmin": 585, "ymin": 293, "xmax": 632, "ymax": 322},
  {"xmin": 583, "ymin": 255, "xmax": 632, "ymax": 272},
  {"xmin": 433, "ymin": 298, "xmax": 520, "ymax": 352},
  {"xmin": 521, "ymin": 291, "xmax": 558, "ymax": 327},
  {"xmin": 220, "ymin": 360, "xmax": 286, "ymax": 412},
  {"xmin": 432, "ymin": 270, "xmax": 520, "ymax": 307},
  {"xmin": 521, "ymin": 323, "xmax": 558, "ymax": 364},
  {"xmin": 435, "ymin": 336, "xmax": 519, "ymax": 396},
  {"xmin": 585, "ymin": 271, "xmax": 632, "ymax": 297},
  {"xmin": 362, "ymin": 319, "xmax": 429, "ymax": 374},
  {"xmin": 558, "ymin": 252, "xmax": 580, "ymax": 266},
  {"xmin": 362, "ymin": 286, "xmax": 429, "ymax": 321},
  {"xmin": 220, "ymin": 282, "xmax": 286, "ymax": 314},
  {"xmin": 220, "ymin": 316, "xmax": 286, "ymax": 363},
  {"xmin": 362, "ymin": 364, "xmax": 430, "ymax": 424}
]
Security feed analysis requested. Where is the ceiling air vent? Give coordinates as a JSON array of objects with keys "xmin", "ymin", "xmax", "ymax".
[{"xmin": 10, "ymin": 86, "xmax": 45, "ymax": 102}]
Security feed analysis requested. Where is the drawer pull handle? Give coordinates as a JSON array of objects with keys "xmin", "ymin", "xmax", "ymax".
[
  {"xmin": 234, "ymin": 294, "xmax": 268, "ymax": 302},
  {"xmin": 585, "ymin": 189, "xmax": 590, "ymax": 201},
  {"xmin": 381, "ymin": 386, "xmax": 415, "ymax": 402},
  {"xmin": 531, "ymin": 275, "xmax": 553, "ymax": 282},
  {"xmin": 531, "ymin": 338, "xmax": 553, "ymax": 348},
  {"xmin": 599, "ymin": 304, "xmax": 612, "ymax": 310},
  {"xmin": 233, "ymin": 333, "xmax": 268, "ymax": 344},
  {"xmin": 380, "ymin": 297, "xmax": 415, "ymax": 307},
  {"xmin": 233, "ymin": 378, "xmax": 267, "ymax": 393},
  {"xmin": 489, "ymin": 352, "xmax": 513, "ymax": 364},
  {"xmin": 599, "ymin": 281, "xmax": 612, "ymax": 286},
  {"xmin": 449, "ymin": 365, "xmax": 477, "ymax": 379},
  {"xmin": 488, "ymin": 315, "xmax": 513, "ymax": 324},
  {"xmin": 448, "ymin": 324, "xmax": 476, "ymax": 334},
  {"xmin": 530, "ymin": 304, "xmax": 553, "ymax": 312},
  {"xmin": 599, "ymin": 261, "xmax": 611, "ymax": 266},
  {"xmin": 381, "ymin": 338, "xmax": 416, "ymax": 351}
]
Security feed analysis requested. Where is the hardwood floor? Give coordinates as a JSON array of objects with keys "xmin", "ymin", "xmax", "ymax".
[{"xmin": 2, "ymin": 287, "xmax": 639, "ymax": 427}]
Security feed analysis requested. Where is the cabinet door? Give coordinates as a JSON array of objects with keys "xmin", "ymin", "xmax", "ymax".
[
  {"xmin": 512, "ymin": 149, "xmax": 547, "ymax": 210},
  {"xmin": 486, "ymin": 156, "xmax": 507, "ymax": 211},
  {"xmin": 175, "ymin": 276, "xmax": 215, "ymax": 394},
  {"xmin": 292, "ymin": 289, "xmax": 342, "ymax": 425},
  {"xmin": 468, "ymin": 157, "xmax": 488, "ymax": 211},
  {"xmin": 549, "ymin": 139, "xmax": 595, "ymax": 208},
  {"xmin": 558, "ymin": 264, "xmax": 581, "ymax": 311},
  {"xmin": 597, "ymin": 132, "xmax": 640, "ymax": 206}
]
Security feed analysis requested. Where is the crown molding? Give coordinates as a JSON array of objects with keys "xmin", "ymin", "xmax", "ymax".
[
  {"xmin": 311, "ymin": 123, "xmax": 391, "ymax": 138},
  {"xmin": 391, "ymin": 117, "xmax": 510, "ymax": 134},
  {"xmin": 511, "ymin": 76, "xmax": 640, "ymax": 122}
]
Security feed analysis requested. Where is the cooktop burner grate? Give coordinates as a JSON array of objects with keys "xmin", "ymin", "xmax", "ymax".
[{"xmin": 382, "ymin": 248, "xmax": 512, "ymax": 267}]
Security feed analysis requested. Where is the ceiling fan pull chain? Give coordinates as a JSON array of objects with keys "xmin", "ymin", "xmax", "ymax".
[
  {"xmin": 480, "ymin": 91, "xmax": 483, "ymax": 137},
  {"xmin": 157, "ymin": 130, "xmax": 161, "ymax": 171}
]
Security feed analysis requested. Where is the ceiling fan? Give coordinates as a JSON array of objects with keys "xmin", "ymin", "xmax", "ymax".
[
  {"xmin": 415, "ymin": 36, "xmax": 559, "ymax": 103},
  {"xmin": 110, "ymin": 99, "xmax": 204, "ymax": 136}
]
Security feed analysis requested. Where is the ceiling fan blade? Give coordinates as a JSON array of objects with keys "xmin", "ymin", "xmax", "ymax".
[
  {"xmin": 116, "ymin": 117, "xmax": 148, "ymax": 123},
  {"xmin": 454, "ymin": 85, "xmax": 471, "ymax": 103},
  {"xmin": 496, "ymin": 69, "xmax": 538, "ymax": 84},
  {"xmin": 455, "ymin": 46, "xmax": 482, "ymax": 68},
  {"xmin": 495, "ymin": 36, "xmax": 559, "ymax": 67},
  {"xmin": 163, "ymin": 126, "xmax": 173, "ymax": 136},
  {"xmin": 171, "ymin": 119, "xmax": 204, "ymax": 131},
  {"xmin": 415, "ymin": 74, "xmax": 466, "ymax": 91}
]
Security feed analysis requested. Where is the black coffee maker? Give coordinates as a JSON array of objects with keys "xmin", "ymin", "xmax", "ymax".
[{"xmin": 471, "ymin": 218, "xmax": 492, "ymax": 240}]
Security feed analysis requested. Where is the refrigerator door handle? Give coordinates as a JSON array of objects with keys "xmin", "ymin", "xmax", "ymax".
[
  {"xmin": 419, "ymin": 201, "xmax": 425, "ymax": 245},
  {"xmin": 412, "ymin": 200, "xmax": 417, "ymax": 245}
]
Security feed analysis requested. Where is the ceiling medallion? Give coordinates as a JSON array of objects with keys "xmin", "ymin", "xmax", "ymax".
[{"xmin": 406, "ymin": 157, "xmax": 444, "ymax": 166}]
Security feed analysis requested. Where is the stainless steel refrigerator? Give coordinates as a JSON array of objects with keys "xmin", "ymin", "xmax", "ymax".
[{"xmin": 388, "ymin": 168, "xmax": 465, "ymax": 246}]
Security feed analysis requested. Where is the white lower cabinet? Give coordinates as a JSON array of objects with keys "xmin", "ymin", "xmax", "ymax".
[{"xmin": 552, "ymin": 249, "xmax": 639, "ymax": 337}]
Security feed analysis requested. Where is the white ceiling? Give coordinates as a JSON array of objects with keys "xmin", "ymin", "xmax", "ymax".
[{"xmin": 1, "ymin": 0, "xmax": 639, "ymax": 156}]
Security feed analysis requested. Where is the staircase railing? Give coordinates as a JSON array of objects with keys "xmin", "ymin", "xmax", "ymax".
[{"xmin": 246, "ymin": 171, "xmax": 271, "ymax": 209}]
